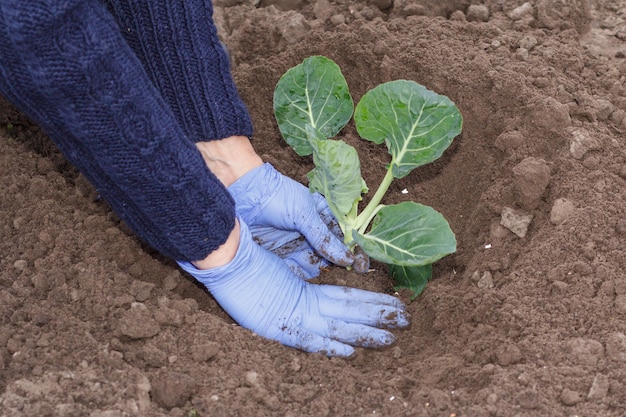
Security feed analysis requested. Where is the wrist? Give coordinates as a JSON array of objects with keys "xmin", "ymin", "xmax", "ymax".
[
  {"xmin": 196, "ymin": 136, "xmax": 263, "ymax": 187},
  {"xmin": 192, "ymin": 219, "xmax": 241, "ymax": 270}
]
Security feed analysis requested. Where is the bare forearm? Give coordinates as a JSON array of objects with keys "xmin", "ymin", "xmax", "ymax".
[
  {"xmin": 192, "ymin": 136, "xmax": 261, "ymax": 269},
  {"xmin": 196, "ymin": 136, "xmax": 263, "ymax": 187}
]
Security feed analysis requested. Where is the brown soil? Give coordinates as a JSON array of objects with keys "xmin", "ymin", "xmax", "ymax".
[{"xmin": 1, "ymin": 0, "xmax": 625, "ymax": 416}]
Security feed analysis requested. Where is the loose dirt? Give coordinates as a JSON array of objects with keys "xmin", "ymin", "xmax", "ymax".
[{"xmin": 1, "ymin": 0, "xmax": 625, "ymax": 416}]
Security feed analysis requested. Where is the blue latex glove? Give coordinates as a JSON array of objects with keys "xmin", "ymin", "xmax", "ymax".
[
  {"xmin": 178, "ymin": 219, "xmax": 408, "ymax": 357},
  {"xmin": 247, "ymin": 224, "xmax": 331, "ymax": 279},
  {"xmin": 228, "ymin": 163, "xmax": 369, "ymax": 279},
  {"xmin": 245, "ymin": 192, "xmax": 346, "ymax": 279}
]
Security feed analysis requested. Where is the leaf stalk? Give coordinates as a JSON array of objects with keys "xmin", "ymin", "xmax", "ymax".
[{"xmin": 354, "ymin": 164, "xmax": 395, "ymax": 231}]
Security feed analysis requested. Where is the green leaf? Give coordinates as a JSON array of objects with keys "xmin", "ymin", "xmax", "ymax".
[
  {"xmin": 307, "ymin": 126, "xmax": 367, "ymax": 223},
  {"xmin": 389, "ymin": 263, "xmax": 432, "ymax": 300},
  {"xmin": 273, "ymin": 56, "xmax": 354, "ymax": 156},
  {"xmin": 354, "ymin": 80, "xmax": 462, "ymax": 178},
  {"xmin": 353, "ymin": 201, "xmax": 456, "ymax": 266}
]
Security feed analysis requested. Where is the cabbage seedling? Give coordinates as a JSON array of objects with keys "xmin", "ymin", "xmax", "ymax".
[{"xmin": 273, "ymin": 56, "xmax": 462, "ymax": 298}]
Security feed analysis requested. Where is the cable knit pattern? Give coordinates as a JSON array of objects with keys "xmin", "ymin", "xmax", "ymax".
[
  {"xmin": 101, "ymin": 0, "xmax": 254, "ymax": 142},
  {"xmin": 0, "ymin": 0, "xmax": 240, "ymax": 260}
]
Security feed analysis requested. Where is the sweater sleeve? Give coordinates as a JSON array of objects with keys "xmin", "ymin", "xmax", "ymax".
[
  {"xmin": 101, "ymin": 0, "xmax": 254, "ymax": 143},
  {"xmin": 0, "ymin": 0, "xmax": 235, "ymax": 261}
]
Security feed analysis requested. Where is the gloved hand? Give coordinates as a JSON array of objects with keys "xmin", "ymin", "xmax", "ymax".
[
  {"xmin": 178, "ymin": 219, "xmax": 408, "ymax": 357},
  {"xmin": 247, "ymin": 224, "xmax": 331, "ymax": 279},
  {"xmin": 243, "ymin": 191, "xmax": 347, "ymax": 279},
  {"xmin": 228, "ymin": 162, "xmax": 369, "ymax": 278}
]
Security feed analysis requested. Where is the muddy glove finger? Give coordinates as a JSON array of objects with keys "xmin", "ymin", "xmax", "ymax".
[
  {"xmin": 249, "ymin": 225, "xmax": 328, "ymax": 279},
  {"xmin": 311, "ymin": 192, "xmax": 344, "ymax": 239}
]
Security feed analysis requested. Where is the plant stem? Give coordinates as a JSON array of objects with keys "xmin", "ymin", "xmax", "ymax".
[
  {"xmin": 357, "ymin": 204, "xmax": 384, "ymax": 235},
  {"xmin": 342, "ymin": 201, "xmax": 360, "ymax": 246},
  {"xmin": 355, "ymin": 165, "xmax": 395, "ymax": 230}
]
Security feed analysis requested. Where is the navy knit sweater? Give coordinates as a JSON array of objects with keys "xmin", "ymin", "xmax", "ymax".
[{"xmin": 0, "ymin": 0, "xmax": 254, "ymax": 261}]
